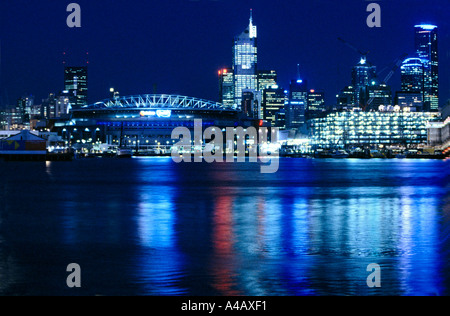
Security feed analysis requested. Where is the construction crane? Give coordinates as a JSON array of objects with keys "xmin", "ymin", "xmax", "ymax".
[
  {"xmin": 338, "ymin": 37, "xmax": 370, "ymax": 62},
  {"xmin": 364, "ymin": 53, "xmax": 408, "ymax": 110}
]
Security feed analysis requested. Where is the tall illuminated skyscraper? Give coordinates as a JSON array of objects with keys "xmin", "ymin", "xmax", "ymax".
[
  {"xmin": 64, "ymin": 66, "xmax": 88, "ymax": 108},
  {"xmin": 286, "ymin": 79, "xmax": 308, "ymax": 129},
  {"xmin": 401, "ymin": 57, "xmax": 425, "ymax": 93},
  {"xmin": 415, "ymin": 24, "xmax": 439, "ymax": 111},
  {"xmin": 351, "ymin": 57, "xmax": 376, "ymax": 108},
  {"xmin": 233, "ymin": 10, "xmax": 258, "ymax": 108}
]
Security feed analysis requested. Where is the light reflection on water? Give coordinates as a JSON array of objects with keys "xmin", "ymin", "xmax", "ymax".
[{"xmin": 0, "ymin": 158, "xmax": 448, "ymax": 295}]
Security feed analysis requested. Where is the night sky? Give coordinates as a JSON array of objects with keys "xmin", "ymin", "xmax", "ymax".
[{"xmin": 0, "ymin": 0, "xmax": 449, "ymax": 108}]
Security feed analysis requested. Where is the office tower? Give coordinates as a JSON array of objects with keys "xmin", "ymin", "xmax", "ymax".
[
  {"xmin": 241, "ymin": 90, "xmax": 259, "ymax": 118},
  {"xmin": 233, "ymin": 10, "xmax": 258, "ymax": 108},
  {"xmin": 55, "ymin": 91, "xmax": 71, "ymax": 118},
  {"xmin": 401, "ymin": 57, "xmax": 425, "ymax": 93},
  {"xmin": 337, "ymin": 85, "xmax": 356, "ymax": 108},
  {"xmin": 218, "ymin": 68, "xmax": 235, "ymax": 107},
  {"xmin": 366, "ymin": 83, "xmax": 392, "ymax": 111},
  {"xmin": 16, "ymin": 95, "xmax": 33, "ymax": 127},
  {"xmin": 258, "ymin": 70, "xmax": 277, "ymax": 91},
  {"xmin": 307, "ymin": 90, "xmax": 326, "ymax": 120},
  {"xmin": 262, "ymin": 86, "xmax": 286, "ymax": 126},
  {"xmin": 275, "ymin": 109, "xmax": 286, "ymax": 130},
  {"xmin": 41, "ymin": 93, "xmax": 57, "ymax": 119},
  {"xmin": 351, "ymin": 57, "xmax": 376, "ymax": 108},
  {"xmin": 0, "ymin": 110, "xmax": 7, "ymax": 130},
  {"xmin": 64, "ymin": 66, "xmax": 88, "ymax": 108},
  {"xmin": 395, "ymin": 91, "xmax": 423, "ymax": 112},
  {"xmin": 415, "ymin": 24, "xmax": 438, "ymax": 111},
  {"xmin": 286, "ymin": 79, "xmax": 308, "ymax": 129}
]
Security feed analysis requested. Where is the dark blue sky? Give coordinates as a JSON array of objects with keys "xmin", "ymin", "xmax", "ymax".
[{"xmin": 0, "ymin": 0, "xmax": 449, "ymax": 107}]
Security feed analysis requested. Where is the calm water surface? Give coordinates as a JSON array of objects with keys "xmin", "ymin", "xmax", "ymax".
[{"xmin": 0, "ymin": 158, "xmax": 449, "ymax": 296}]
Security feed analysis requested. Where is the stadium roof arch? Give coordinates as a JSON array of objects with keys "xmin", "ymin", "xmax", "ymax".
[{"xmin": 82, "ymin": 94, "xmax": 236, "ymax": 112}]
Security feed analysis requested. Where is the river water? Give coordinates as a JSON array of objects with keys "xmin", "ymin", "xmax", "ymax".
[{"xmin": 0, "ymin": 157, "xmax": 448, "ymax": 296}]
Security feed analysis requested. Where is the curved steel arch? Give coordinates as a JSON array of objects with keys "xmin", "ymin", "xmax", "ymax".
[{"xmin": 84, "ymin": 94, "xmax": 234, "ymax": 111}]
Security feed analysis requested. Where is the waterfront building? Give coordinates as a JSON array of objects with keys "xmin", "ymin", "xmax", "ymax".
[
  {"xmin": 428, "ymin": 117, "xmax": 450, "ymax": 156},
  {"xmin": 64, "ymin": 66, "xmax": 88, "ymax": 108},
  {"xmin": 233, "ymin": 10, "xmax": 258, "ymax": 108},
  {"xmin": 51, "ymin": 94, "xmax": 266, "ymax": 151},
  {"xmin": 415, "ymin": 24, "xmax": 439, "ymax": 111},
  {"xmin": 309, "ymin": 110, "xmax": 440, "ymax": 148},
  {"xmin": 218, "ymin": 68, "xmax": 234, "ymax": 107}
]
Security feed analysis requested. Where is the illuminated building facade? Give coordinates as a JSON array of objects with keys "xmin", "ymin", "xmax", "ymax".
[
  {"xmin": 233, "ymin": 11, "xmax": 258, "ymax": 108},
  {"xmin": 307, "ymin": 90, "xmax": 326, "ymax": 119},
  {"xmin": 286, "ymin": 79, "xmax": 308, "ymax": 129},
  {"xmin": 395, "ymin": 91, "xmax": 423, "ymax": 112},
  {"xmin": 366, "ymin": 83, "xmax": 392, "ymax": 111},
  {"xmin": 401, "ymin": 57, "xmax": 425, "ymax": 93},
  {"xmin": 218, "ymin": 68, "xmax": 234, "ymax": 107},
  {"xmin": 64, "ymin": 66, "xmax": 88, "ymax": 108},
  {"xmin": 309, "ymin": 111, "xmax": 440, "ymax": 148},
  {"xmin": 52, "ymin": 94, "xmax": 265, "ymax": 149},
  {"xmin": 352, "ymin": 57, "xmax": 377, "ymax": 108},
  {"xmin": 257, "ymin": 70, "xmax": 277, "ymax": 91},
  {"xmin": 262, "ymin": 87, "xmax": 286, "ymax": 126},
  {"xmin": 337, "ymin": 85, "xmax": 356, "ymax": 108},
  {"xmin": 415, "ymin": 25, "xmax": 439, "ymax": 111}
]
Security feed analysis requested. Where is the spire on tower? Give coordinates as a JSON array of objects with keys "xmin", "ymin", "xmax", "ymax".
[{"xmin": 248, "ymin": 9, "xmax": 257, "ymax": 38}]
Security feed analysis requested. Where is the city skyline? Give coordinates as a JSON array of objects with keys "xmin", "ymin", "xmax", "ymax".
[{"xmin": 0, "ymin": 0, "xmax": 449, "ymax": 109}]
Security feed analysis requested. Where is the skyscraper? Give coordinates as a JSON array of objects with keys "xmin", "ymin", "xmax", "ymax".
[
  {"xmin": 257, "ymin": 70, "xmax": 277, "ymax": 91},
  {"xmin": 366, "ymin": 83, "xmax": 392, "ymax": 111},
  {"xmin": 64, "ymin": 66, "xmax": 88, "ymax": 108},
  {"xmin": 307, "ymin": 90, "xmax": 326, "ymax": 119},
  {"xmin": 286, "ymin": 79, "xmax": 308, "ymax": 129},
  {"xmin": 262, "ymin": 86, "xmax": 286, "ymax": 126},
  {"xmin": 351, "ymin": 57, "xmax": 377, "ymax": 108},
  {"xmin": 401, "ymin": 57, "xmax": 425, "ymax": 93},
  {"xmin": 218, "ymin": 68, "xmax": 234, "ymax": 107},
  {"xmin": 415, "ymin": 24, "xmax": 439, "ymax": 111},
  {"xmin": 233, "ymin": 10, "xmax": 257, "ymax": 108}
]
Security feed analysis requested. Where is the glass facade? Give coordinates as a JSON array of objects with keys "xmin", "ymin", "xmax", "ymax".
[
  {"xmin": 286, "ymin": 80, "xmax": 308, "ymax": 129},
  {"xmin": 64, "ymin": 66, "xmax": 88, "ymax": 108},
  {"xmin": 233, "ymin": 13, "xmax": 257, "ymax": 108},
  {"xmin": 309, "ymin": 111, "xmax": 440, "ymax": 148},
  {"xmin": 351, "ymin": 58, "xmax": 377, "ymax": 108},
  {"xmin": 401, "ymin": 57, "xmax": 425, "ymax": 93},
  {"xmin": 218, "ymin": 68, "xmax": 234, "ymax": 107},
  {"xmin": 262, "ymin": 87, "xmax": 286, "ymax": 126},
  {"xmin": 367, "ymin": 83, "xmax": 392, "ymax": 111},
  {"xmin": 415, "ymin": 25, "xmax": 439, "ymax": 111},
  {"xmin": 257, "ymin": 70, "xmax": 277, "ymax": 91},
  {"xmin": 307, "ymin": 90, "xmax": 326, "ymax": 119}
]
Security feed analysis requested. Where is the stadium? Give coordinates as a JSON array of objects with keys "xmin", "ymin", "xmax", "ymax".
[{"xmin": 54, "ymin": 94, "xmax": 265, "ymax": 153}]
